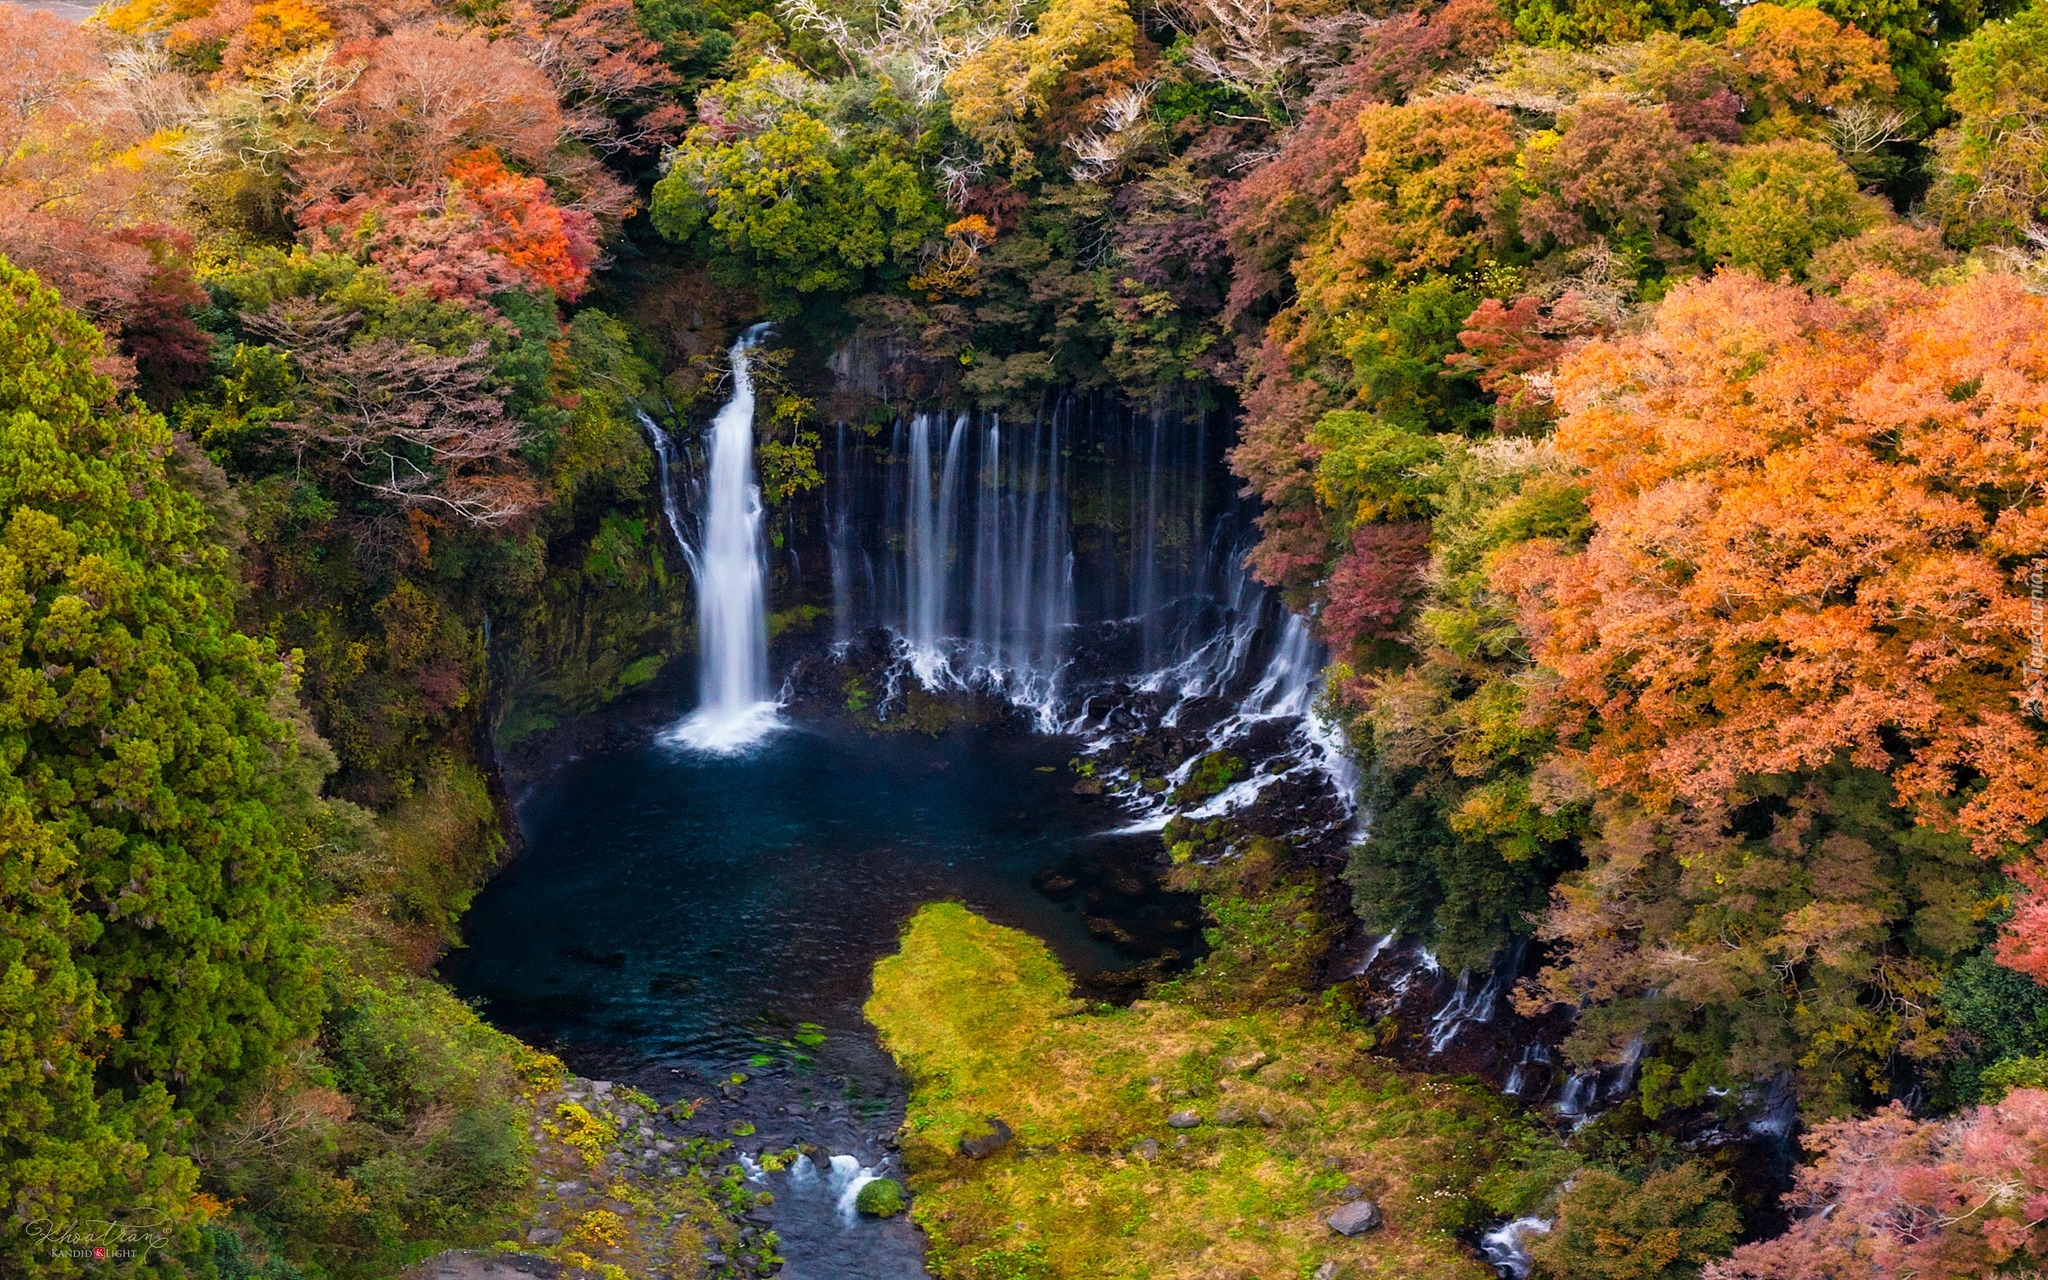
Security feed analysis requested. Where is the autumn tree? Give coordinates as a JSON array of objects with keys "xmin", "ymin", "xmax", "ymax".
[
  {"xmin": 1689, "ymin": 140, "xmax": 1882, "ymax": 280},
  {"xmin": 1708, "ymin": 1091, "xmax": 2048, "ymax": 1279},
  {"xmin": 1928, "ymin": 0, "xmax": 2048, "ymax": 247},
  {"xmin": 241, "ymin": 297, "xmax": 538, "ymax": 526},
  {"xmin": 304, "ymin": 25, "xmax": 630, "ymax": 222},
  {"xmin": 1533, "ymin": 1162, "xmax": 1741, "ymax": 1280},
  {"xmin": 943, "ymin": 0, "xmax": 1138, "ymax": 174},
  {"xmin": 1517, "ymin": 98, "xmax": 1693, "ymax": 252},
  {"xmin": 650, "ymin": 60, "xmax": 942, "ymax": 300},
  {"xmin": 1508, "ymin": 270, "xmax": 2048, "ymax": 1114},
  {"xmin": 1231, "ymin": 95, "xmax": 1515, "ymax": 590},
  {"xmin": 303, "ymin": 148, "xmax": 603, "ymax": 304}
]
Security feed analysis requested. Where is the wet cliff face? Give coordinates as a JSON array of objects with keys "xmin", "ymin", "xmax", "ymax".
[{"xmin": 767, "ymin": 397, "xmax": 1252, "ymax": 710}]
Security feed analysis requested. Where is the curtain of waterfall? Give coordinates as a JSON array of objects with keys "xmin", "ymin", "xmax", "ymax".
[{"xmin": 662, "ymin": 324, "xmax": 781, "ymax": 754}]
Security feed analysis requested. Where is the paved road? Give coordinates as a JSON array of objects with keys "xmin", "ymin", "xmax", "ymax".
[{"xmin": 4, "ymin": 0, "xmax": 97, "ymax": 19}]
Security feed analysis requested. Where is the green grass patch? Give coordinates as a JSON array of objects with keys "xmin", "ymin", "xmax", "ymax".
[{"xmin": 868, "ymin": 902, "xmax": 1552, "ymax": 1279}]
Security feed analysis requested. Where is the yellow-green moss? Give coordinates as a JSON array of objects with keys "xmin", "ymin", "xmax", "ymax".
[{"xmin": 868, "ymin": 903, "xmax": 1553, "ymax": 1280}]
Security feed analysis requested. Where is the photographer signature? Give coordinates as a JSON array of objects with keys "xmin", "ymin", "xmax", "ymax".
[{"xmin": 25, "ymin": 1215, "xmax": 172, "ymax": 1252}]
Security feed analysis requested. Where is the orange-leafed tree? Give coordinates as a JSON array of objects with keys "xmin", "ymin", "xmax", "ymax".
[
  {"xmin": 303, "ymin": 25, "xmax": 630, "ymax": 222},
  {"xmin": 303, "ymin": 147, "xmax": 602, "ymax": 303},
  {"xmin": 1505, "ymin": 269, "xmax": 2048, "ymax": 1112},
  {"xmin": 1514, "ymin": 269, "xmax": 2047, "ymax": 853}
]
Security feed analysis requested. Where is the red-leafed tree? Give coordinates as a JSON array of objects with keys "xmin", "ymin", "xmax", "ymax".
[
  {"xmin": 303, "ymin": 148, "xmax": 602, "ymax": 303},
  {"xmin": 304, "ymin": 25, "xmax": 631, "ymax": 222},
  {"xmin": 1709, "ymin": 1091, "xmax": 2048, "ymax": 1279}
]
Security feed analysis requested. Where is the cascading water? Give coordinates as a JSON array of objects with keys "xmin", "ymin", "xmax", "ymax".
[
  {"xmin": 666, "ymin": 324, "xmax": 780, "ymax": 754},
  {"xmin": 830, "ymin": 406, "xmax": 1082, "ymax": 725},
  {"xmin": 1479, "ymin": 1216, "xmax": 1553, "ymax": 1279},
  {"xmin": 639, "ymin": 410, "xmax": 697, "ymax": 578}
]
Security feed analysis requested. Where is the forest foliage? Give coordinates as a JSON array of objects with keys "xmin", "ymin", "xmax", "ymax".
[{"xmin": 4, "ymin": 0, "xmax": 2048, "ymax": 1270}]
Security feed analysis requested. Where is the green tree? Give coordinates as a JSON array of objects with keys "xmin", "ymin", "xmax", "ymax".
[
  {"xmin": 0, "ymin": 256, "xmax": 324, "ymax": 1275},
  {"xmin": 649, "ymin": 61, "xmax": 942, "ymax": 302},
  {"xmin": 1512, "ymin": 0, "xmax": 1725, "ymax": 49},
  {"xmin": 1532, "ymin": 1163, "xmax": 1741, "ymax": 1280},
  {"xmin": 1690, "ymin": 140, "xmax": 1880, "ymax": 279},
  {"xmin": 1929, "ymin": 0, "xmax": 2048, "ymax": 245}
]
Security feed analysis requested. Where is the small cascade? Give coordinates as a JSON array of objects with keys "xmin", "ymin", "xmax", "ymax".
[
  {"xmin": 1113, "ymin": 612, "xmax": 1357, "ymax": 834},
  {"xmin": 1239, "ymin": 611, "xmax": 1318, "ymax": 719},
  {"xmin": 1555, "ymin": 1037, "xmax": 1646, "ymax": 1126},
  {"xmin": 829, "ymin": 1153, "xmax": 879, "ymax": 1225},
  {"xmin": 1478, "ymin": 1216, "xmax": 1552, "ymax": 1279},
  {"xmin": 1503, "ymin": 1043, "xmax": 1555, "ymax": 1098},
  {"xmin": 1424, "ymin": 940, "xmax": 1527, "ymax": 1056},
  {"xmin": 1144, "ymin": 524, "xmax": 1267, "ymax": 725},
  {"xmin": 1426, "ymin": 970, "xmax": 1508, "ymax": 1056},
  {"xmin": 666, "ymin": 324, "xmax": 780, "ymax": 754},
  {"xmin": 639, "ymin": 410, "xmax": 698, "ymax": 576}
]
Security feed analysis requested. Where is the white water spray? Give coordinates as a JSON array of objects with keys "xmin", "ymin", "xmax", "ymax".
[{"xmin": 667, "ymin": 325, "xmax": 779, "ymax": 754}]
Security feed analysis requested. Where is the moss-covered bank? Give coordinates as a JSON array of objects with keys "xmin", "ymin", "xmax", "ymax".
[{"xmin": 868, "ymin": 903, "xmax": 1558, "ymax": 1280}]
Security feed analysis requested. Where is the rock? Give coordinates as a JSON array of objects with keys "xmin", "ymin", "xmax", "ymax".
[
  {"xmin": 1222, "ymin": 1050, "xmax": 1271, "ymax": 1075},
  {"xmin": 1072, "ymin": 778, "xmax": 1105, "ymax": 796},
  {"xmin": 1327, "ymin": 1200, "xmax": 1383, "ymax": 1236},
  {"xmin": 1166, "ymin": 1110, "xmax": 1202, "ymax": 1129},
  {"xmin": 1130, "ymin": 1138, "xmax": 1160, "ymax": 1161},
  {"xmin": 855, "ymin": 1177, "xmax": 907, "ymax": 1218},
  {"xmin": 1257, "ymin": 1108, "xmax": 1276, "ymax": 1127},
  {"xmin": 555, "ymin": 1181, "xmax": 585, "ymax": 1196},
  {"xmin": 1313, "ymin": 1263, "xmax": 1341, "ymax": 1280},
  {"xmin": 959, "ymin": 1117, "xmax": 1014, "ymax": 1159},
  {"xmin": 525, "ymin": 1228, "xmax": 562, "ymax": 1246},
  {"xmin": 589, "ymin": 1081, "xmax": 613, "ymax": 1096},
  {"xmin": 655, "ymin": 1139, "xmax": 675, "ymax": 1154},
  {"xmin": 1335, "ymin": 1184, "xmax": 1365, "ymax": 1203},
  {"xmin": 1215, "ymin": 1104, "xmax": 1246, "ymax": 1126}
]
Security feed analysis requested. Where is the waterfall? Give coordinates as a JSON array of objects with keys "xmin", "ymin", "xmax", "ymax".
[
  {"xmin": 831, "ymin": 408, "xmax": 1078, "ymax": 722},
  {"xmin": 904, "ymin": 413, "xmax": 968, "ymax": 682},
  {"xmin": 1240, "ymin": 612, "xmax": 1318, "ymax": 719},
  {"xmin": 666, "ymin": 325, "xmax": 780, "ymax": 754},
  {"xmin": 1478, "ymin": 1216, "xmax": 1552, "ymax": 1279},
  {"xmin": 639, "ymin": 410, "xmax": 698, "ymax": 578}
]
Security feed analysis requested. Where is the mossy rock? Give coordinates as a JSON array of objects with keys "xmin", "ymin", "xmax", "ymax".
[{"xmin": 855, "ymin": 1177, "xmax": 906, "ymax": 1218}]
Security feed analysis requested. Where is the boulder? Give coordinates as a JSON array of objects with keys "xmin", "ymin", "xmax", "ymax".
[
  {"xmin": 959, "ymin": 1117, "xmax": 1014, "ymax": 1159},
  {"xmin": 1166, "ymin": 1110, "xmax": 1202, "ymax": 1129},
  {"xmin": 1222, "ymin": 1050, "xmax": 1271, "ymax": 1075},
  {"xmin": 525, "ymin": 1228, "xmax": 562, "ymax": 1246},
  {"xmin": 855, "ymin": 1177, "xmax": 906, "ymax": 1218},
  {"xmin": 1327, "ymin": 1200, "xmax": 1383, "ymax": 1236},
  {"xmin": 1130, "ymin": 1138, "xmax": 1160, "ymax": 1161}
]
